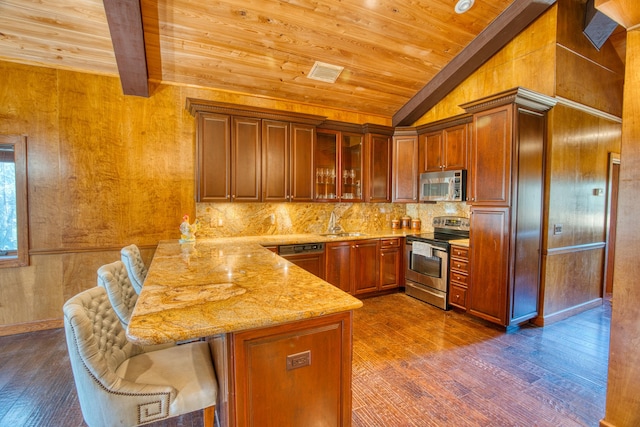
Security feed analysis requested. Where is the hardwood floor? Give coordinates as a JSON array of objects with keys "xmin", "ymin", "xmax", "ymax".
[{"xmin": 0, "ymin": 292, "xmax": 610, "ymax": 426}]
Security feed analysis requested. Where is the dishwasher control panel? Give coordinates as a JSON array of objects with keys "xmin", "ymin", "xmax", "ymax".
[{"xmin": 278, "ymin": 243, "xmax": 325, "ymax": 255}]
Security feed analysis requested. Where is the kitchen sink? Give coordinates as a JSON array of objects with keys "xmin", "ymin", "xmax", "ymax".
[{"xmin": 319, "ymin": 232, "xmax": 368, "ymax": 238}]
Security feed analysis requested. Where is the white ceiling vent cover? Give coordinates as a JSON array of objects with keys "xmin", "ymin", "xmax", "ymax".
[{"xmin": 307, "ymin": 61, "xmax": 344, "ymax": 83}]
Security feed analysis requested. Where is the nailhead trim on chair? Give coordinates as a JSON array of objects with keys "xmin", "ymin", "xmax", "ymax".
[{"xmin": 68, "ymin": 320, "xmax": 171, "ymax": 424}]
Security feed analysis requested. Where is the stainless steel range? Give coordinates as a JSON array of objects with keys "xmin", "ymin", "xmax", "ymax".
[{"xmin": 404, "ymin": 216, "xmax": 470, "ymax": 310}]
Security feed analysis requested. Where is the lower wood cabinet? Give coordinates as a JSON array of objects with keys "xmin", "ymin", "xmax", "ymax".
[
  {"xmin": 449, "ymin": 245, "xmax": 469, "ymax": 310},
  {"xmin": 325, "ymin": 238, "xmax": 402, "ymax": 295},
  {"xmin": 278, "ymin": 251, "xmax": 325, "ymax": 279},
  {"xmin": 211, "ymin": 311, "xmax": 354, "ymax": 427},
  {"xmin": 379, "ymin": 238, "xmax": 403, "ymax": 290},
  {"xmin": 468, "ymin": 207, "xmax": 509, "ymax": 325}
]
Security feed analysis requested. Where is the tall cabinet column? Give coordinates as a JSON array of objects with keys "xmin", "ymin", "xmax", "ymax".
[{"xmin": 462, "ymin": 88, "xmax": 556, "ymax": 328}]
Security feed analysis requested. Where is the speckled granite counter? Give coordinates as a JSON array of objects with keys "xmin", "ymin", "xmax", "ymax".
[
  {"xmin": 450, "ymin": 238, "xmax": 470, "ymax": 247},
  {"xmin": 127, "ymin": 237, "xmax": 365, "ymax": 345}
]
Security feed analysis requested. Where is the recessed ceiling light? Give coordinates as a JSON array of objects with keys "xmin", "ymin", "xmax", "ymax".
[
  {"xmin": 455, "ymin": 0, "xmax": 475, "ymax": 14},
  {"xmin": 307, "ymin": 61, "xmax": 344, "ymax": 83}
]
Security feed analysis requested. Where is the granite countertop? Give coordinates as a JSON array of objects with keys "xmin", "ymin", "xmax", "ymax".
[
  {"xmin": 127, "ymin": 236, "xmax": 369, "ymax": 345},
  {"xmin": 450, "ymin": 239, "xmax": 470, "ymax": 247}
]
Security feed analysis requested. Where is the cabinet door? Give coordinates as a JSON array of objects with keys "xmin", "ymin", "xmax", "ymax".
[
  {"xmin": 468, "ymin": 105, "xmax": 512, "ymax": 205},
  {"xmin": 281, "ymin": 252, "xmax": 325, "ymax": 279},
  {"xmin": 365, "ymin": 133, "xmax": 392, "ymax": 202},
  {"xmin": 468, "ymin": 207, "xmax": 509, "ymax": 326},
  {"xmin": 262, "ymin": 120, "xmax": 289, "ymax": 202},
  {"xmin": 231, "ymin": 117, "xmax": 261, "ymax": 201},
  {"xmin": 379, "ymin": 246, "xmax": 401, "ymax": 290},
  {"xmin": 443, "ymin": 123, "xmax": 467, "ymax": 170},
  {"xmin": 315, "ymin": 130, "xmax": 339, "ymax": 201},
  {"xmin": 422, "ymin": 131, "xmax": 443, "ymax": 172},
  {"xmin": 197, "ymin": 113, "xmax": 231, "ymax": 202},
  {"xmin": 341, "ymin": 132, "xmax": 363, "ymax": 202},
  {"xmin": 232, "ymin": 312, "xmax": 352, "ymax": 427},
  {"xmin": 392, "ymin": 133, "xmax": 419, "ymax": 202},
  {"xmin": 290, "ymin": 124, "xmax": 315, "ymax": 202},
  {"xmin": 325, "ymin": 241, "xmax": 352, "ymax": 293},
  {"xmin": 352, "ymin": 240, "xmax": 379, "ymax": 295}
]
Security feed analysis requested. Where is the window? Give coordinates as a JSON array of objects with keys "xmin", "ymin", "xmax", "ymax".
[{"xmin": 0, "ymin": 135, "xmax": 28, "ymax": 268}]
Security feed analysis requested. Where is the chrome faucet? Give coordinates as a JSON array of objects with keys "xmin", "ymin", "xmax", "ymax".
[{"xmin": 328, "ymin": 211, "xmax": 342, "ymax": 234}]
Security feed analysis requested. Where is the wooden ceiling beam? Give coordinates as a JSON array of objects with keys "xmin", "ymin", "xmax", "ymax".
[
  {"xmin": 102, "ymin": 0, "xmax": 149, "ymax": 97},
  {"xmin": 393, "ymin": 0, "xmax": 557, "ymax": 127}
]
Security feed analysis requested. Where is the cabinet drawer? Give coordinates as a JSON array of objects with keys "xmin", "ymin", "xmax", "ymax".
[
  {"xmin": 450, "ymin": 259, "xmax": 468, "ymax": 273},
  {"xmin": 380, "ymin": 238, "xmax": 400, "ymax": 248},
  {"xmin": 451, "ymin": 246, "xmax": 468, "ymax": 259},
  {"xmin": 449, "ymin": 284, "xmax": 467, "ymax": 309},
  {"xmin": 450, "ymin": 271, "xmax": 468, "ymax": 286}
]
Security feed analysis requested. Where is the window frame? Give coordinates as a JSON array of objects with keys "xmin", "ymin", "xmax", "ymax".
[{"xmin": 0, "ymin": 135, "xmax": 29, "ymax": 268}]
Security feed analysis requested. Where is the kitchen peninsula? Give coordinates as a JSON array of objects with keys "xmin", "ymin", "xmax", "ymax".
[{"xmin": 127, "ymin": 237, "xmax": 363, "ymax": 427}]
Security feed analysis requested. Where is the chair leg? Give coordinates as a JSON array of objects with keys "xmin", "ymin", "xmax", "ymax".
[{"xmin": 204, "ymin": 405, "xmax": 215, "ymax": 427}]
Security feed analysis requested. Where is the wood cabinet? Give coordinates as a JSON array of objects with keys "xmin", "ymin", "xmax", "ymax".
[
  {"xmin": 392, "ymin": 127, "xmax": 419, "ymax": 203},
  {"xmin": 325, "ymin": 241, "xmax": 352, "ymax": 293},
  {"xmin": 193, "ymin": 113, "xmax": 263, "ymax": 202},
  {"xmin": 314, "ymin": 126, "xmax": 364, "ymax": 202},
  {"xmin": 216, "ymin": 311, "xmax": 354, "ymax": 427},
  {"xmin": 278, "ymin": 250, "xmax": 325, "ymax": 279},
  {"xmin": 379, "ymin": 238, "xmax": 403, "ymax": 290},
  {"xmin": 418, "ymin": 116, "xmax": 470, "ymax": 173},
  {"xmin": 325, "ymin": 238, "xmax": 401, "ymax": 296},
  {"xmin": 363, "ymin": 125, "xmax": 393, "ymax": 203},
  {"xmin": 188, "ymin": 99, "xmax": 324, "ymax": 203},
  {"xmin": 467, "ymin": 106, "xmax": 512, "ymax": 205},
  {"xmin": 351, "ymin": 239, "xmax": 380, "ymax": 295},
  {"xmin": 197, "ymin": 112, "xmax": 231, "ymax": 202},
  {"xmin": 232, "ymin": 116, "xmax": 262, "ymax": 202},
  {"xmin": 461, "ymin": 88, "xmax": 555, "ymax": 328},
  {"xmin": 449, "ymin": 244, "xmax": 469, "ymax": 310},
  {"xmin": 262, "ymin": 121, "xmax": 315, "ymax": 202}
]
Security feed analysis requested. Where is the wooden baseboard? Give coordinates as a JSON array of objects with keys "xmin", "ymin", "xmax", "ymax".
[
  {"xmin": 0, "ymin": 318, "xmax": 63, "ymax": 337},
  {"xmin": 531, "ymin": 298, "xmax": 603, "ymax": 327}
]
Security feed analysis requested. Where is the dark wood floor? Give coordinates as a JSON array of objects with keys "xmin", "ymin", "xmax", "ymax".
[{"xmin": 0, "ymin": 292, "xmax": 610, "ymax": 426}]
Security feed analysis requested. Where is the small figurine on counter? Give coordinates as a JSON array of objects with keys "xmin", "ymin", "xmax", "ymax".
[{"xmin": 179, "ymin": 214, "xmax": 200, "ymax": 243}]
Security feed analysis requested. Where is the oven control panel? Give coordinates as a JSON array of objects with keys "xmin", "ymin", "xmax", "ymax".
[{"xmin": 432, "ymin": 216, "xmax": 470, "ymax": 231}]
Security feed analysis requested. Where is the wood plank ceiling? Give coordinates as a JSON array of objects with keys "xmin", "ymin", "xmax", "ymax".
[{"xmin": 1, "ymin": 0, "xmax": 558, "ymax": 125}]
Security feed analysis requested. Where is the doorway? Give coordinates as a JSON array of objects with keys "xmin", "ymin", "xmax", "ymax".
[{"xmin": 603, "ymin": 152, "xmax": 620, "ymax": 297}]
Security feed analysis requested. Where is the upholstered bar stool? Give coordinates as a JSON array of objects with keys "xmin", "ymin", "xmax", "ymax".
[
  {"xmin": 63, "ymin": 286, "xmax": 217, "ymax": 427},
  {"xmin": 120, "ymin": 244, "xmax": 148, "ymax": 294},
  {"xmin": 97, "ymin": 260, "xmax": 138, "ymax": 329}
]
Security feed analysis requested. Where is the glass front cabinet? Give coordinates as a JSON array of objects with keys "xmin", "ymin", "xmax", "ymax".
[{"xmin": 315, "ymin": 128, "xmax": 363, "ymax": 202}]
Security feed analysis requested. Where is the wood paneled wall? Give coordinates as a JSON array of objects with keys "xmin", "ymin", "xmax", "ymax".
[{"xmin": 0, "ymin": 60, "xmax": 386, "ymax": 333}]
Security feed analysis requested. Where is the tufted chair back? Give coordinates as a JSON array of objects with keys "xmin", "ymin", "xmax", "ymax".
[
  {"xmin": 63, "ymin": 287, "xmax": 146, "ymax": 426},
  {"xmin": 64, "ymin": 287, "xmax": 217, "ymax": 427},
  {"xmin": 120, "ymin": 244, "xmax": 148, "ymax": 294},
  {"xmin": 97, "ymin": 260, "xmax": 138, "ymax": 329}
]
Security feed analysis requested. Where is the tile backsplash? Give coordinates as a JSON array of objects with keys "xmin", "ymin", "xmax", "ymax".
[{"xmin": 196, "ymin": 202, "xmax": 470, "ymax": 238}]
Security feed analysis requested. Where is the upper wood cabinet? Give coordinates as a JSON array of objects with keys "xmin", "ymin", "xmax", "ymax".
[
  {"xmin": 392, "ymin": 127, "xmax": 419, "ymax": 203},
  {"xmin": 194, "ymin": 113, "xmax": 261, "ymax": 202},
  {"xmin": 188, "ymin": 98, "xmax": 325, "ymax": 203},
  {"xmin": 418, "ymin": 115, "xmax": 470, "ymax": 173},
  {"xmin": 196, "ymin": 112, "xmax": 231, "ymax": 202},
  {"xmin": 232, "ymin": 116, "xmax": 262, "ymax": 202},
  {"xmin": 262, "ymin": 121, "xmax": 315, "ymax": 202},
  {"xmin": 467, "ymin": 106, "xmax": 513, "ymax": 205},
  {"xmin": 363, "ymin": 125, "xmax": 393, "ymax": 203},
  {"xmin": 314, "ymin": 127, "xmax": 365, "ymax": 202}
]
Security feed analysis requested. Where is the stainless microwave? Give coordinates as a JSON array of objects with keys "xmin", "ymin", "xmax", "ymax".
[{"xmin": 419, "ymin": 170, "xmax": 466, "ymax": 202}]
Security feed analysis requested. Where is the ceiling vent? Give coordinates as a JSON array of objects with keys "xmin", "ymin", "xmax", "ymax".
[{"xmin": 307, "ymin": 61, "xmax": 344, "ymax": 83}]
